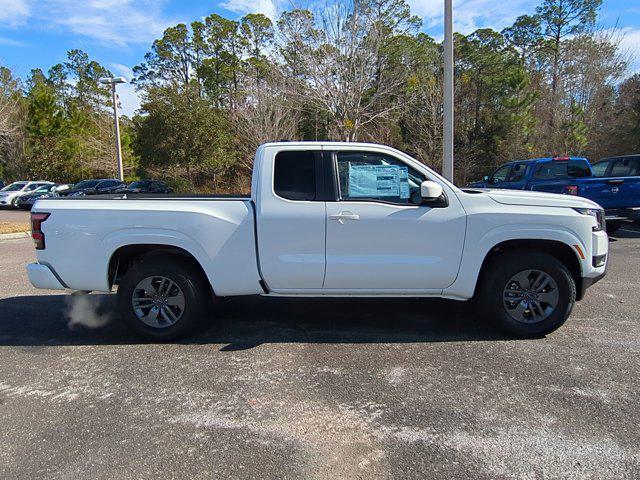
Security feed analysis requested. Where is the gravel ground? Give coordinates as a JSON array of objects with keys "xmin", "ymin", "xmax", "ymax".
[
  {"xmin": 0, "ymin": 208, "xmax": 30, "ymax": 223},
  {"xmin": 1, "ymin": 225, "xmax": 639, "ymax": 479}
]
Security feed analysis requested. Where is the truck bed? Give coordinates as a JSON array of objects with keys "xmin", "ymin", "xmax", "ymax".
[{"xmin": 32, "ymin": 196, "xmax": 263, "ymax": 296}]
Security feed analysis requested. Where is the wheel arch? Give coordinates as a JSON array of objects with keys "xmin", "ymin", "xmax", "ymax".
[
  {"xmin": 474, "ymin": 239, "xmax": 584, "ymax": 300},
  {"xmin": 107, "ymin": 243, "xmax": 213, "ymax": 294}
]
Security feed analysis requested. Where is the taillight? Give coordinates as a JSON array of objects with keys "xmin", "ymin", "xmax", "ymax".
[
  {"xmin": 31, "ymin": 212, "xmax": 50, "ymax": 250},
  {"xmin": 553, "ymin": 156, "xmax": 570, "ymax": 161},
  {"xmin": 565, "ymin": 185, "xmax": 579, "ymax": 195}
]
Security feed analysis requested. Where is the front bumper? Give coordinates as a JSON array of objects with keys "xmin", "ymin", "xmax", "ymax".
[
  {"xmin": 27, "ymin": 263, "xmax": 66, "ymax": 290},
  {"xmin": 576, "ymin": 230, "xmax": 608, "ymax": 300},
  {"xmin": 578, "ymin": 266, "xmax": 606, "ymax": 300}
]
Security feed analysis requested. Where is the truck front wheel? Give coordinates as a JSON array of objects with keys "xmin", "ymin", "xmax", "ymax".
[
  {"xmin": 117, "ymin": 256, "xmax": 210, "ymax": 340},
  {"xmin": 480, "ymin": 250, "xmax": 576, "ymax": 337}
]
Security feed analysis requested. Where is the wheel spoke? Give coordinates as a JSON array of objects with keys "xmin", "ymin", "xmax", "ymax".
[
  {"xmin": 504, "ymin": 288, "xmax": 524, "ymax": 300},
  {"xmin": 510, "ymin": 270, "xmax": 532, "ymax": 290},
  {"xmin": 166, "ymin": 295, "xmax": 185, "ymax": 308},
  {"xmin": 138, "ymin": 277, "xmax": 158, "ymax": 295},
  {"xmin": 532, "ymin": 273, "xmax": 551, "ymax": 292},
  {"xmin": 133, "ymin": 297, "xmax": 154, "ymax": 304},
  {"xmin": 146, "ymin": 305, "xmax": 160, "ymax": 323},
  {"xmin": 537, "ymin": 289, "xmax": 559, "ymax": 306},
  {"xmin": 511, "ymin": 300, "xmax": 528, "ymax": 320},
  {"xmin": 162, "ymin": 306, "xmax": 178, "ymax": 322}
]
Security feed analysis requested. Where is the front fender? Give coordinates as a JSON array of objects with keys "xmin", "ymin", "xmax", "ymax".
[{"xmin": 444, "ymin": 223, "xmax": 584, "ymax": 300}]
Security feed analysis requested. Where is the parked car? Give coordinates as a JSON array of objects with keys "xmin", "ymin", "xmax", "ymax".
[
  {"xmin": 15, "ymin": 184, "xmax": 59, "ymax": 210},
  {"xmin": 468, "ymin": 156, "xmax": 640, "ymax": 233},
  {"xmin": 117, "ymin": 180, "xmax": 173, "ymax": 194},
  {"xmin": 59, "ymin": 179, "xmax": 126, "ymax": 197},
  {"xmin": 0, "ymin": 181, "xmax": 55, "ymax": 208},
  {"xmin": 27, "ymin": 142, "xmax": 607, "ymax": 341}
]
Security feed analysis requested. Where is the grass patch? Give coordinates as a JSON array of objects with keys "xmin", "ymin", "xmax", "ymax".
[{"xmin": 0, "ymin": 222, "xmax": 30, "ymax": 234}]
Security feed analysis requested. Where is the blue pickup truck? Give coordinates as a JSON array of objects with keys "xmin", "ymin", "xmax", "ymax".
[{"xmin": 468, "ymin": 156, "xmax": 640, "ymax": 233}]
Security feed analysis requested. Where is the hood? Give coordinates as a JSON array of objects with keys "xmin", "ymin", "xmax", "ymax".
[{"xmin": 473, "ymin": 188, "xmax": 602, "ymax": 210}]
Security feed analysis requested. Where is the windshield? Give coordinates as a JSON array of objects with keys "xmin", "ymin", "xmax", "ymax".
[
  {"xmin": 1, "ymin": 182, "xmax": 27, "ymax": 192},
  {"xmin": 129, "ymin": 181, "xmax": 151, "ymax": 189},
  {"xmin": 74, "ymin": 180, "xmax": 100, "ymax": 189}
]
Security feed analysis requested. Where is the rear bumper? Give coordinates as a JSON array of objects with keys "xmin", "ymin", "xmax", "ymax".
[{"xmin": 27, "ymin": 263, "xmax": 66, "ymax": 290}]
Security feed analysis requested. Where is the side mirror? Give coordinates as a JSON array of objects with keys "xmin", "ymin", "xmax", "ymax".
[
  {"xmin": 420, "ymin": 180, "xmax": 444, "ymax": 200},
  {"xmin": 483, "ymin": 175, "xmax": 490, "ymax": 182}
]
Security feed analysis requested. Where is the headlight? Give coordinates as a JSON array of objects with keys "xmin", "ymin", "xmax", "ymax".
[{"xmin": 573, "ymin": 208, "xmax": 605, "ymax": 232}]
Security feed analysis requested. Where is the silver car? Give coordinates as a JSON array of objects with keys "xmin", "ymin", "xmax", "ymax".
[{"xmin": 0, "ymin": 181, "xmax": 55, "ymax": 208}]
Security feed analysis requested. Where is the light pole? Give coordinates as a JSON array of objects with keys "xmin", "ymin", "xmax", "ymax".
[
  {"xmin": 99, "ymin": 76, "xmax": 127, "ymax": 182},
  {"xmin": 443, "ymin": 0, "xmax": 454, "ymax": 182}
]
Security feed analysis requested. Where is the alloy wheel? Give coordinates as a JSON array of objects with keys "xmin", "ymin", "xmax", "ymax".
[
  {"xmin": 502, "ymin": 269, "xmax": 559, "ymax": 324},
  {"xmin": 132, "ymin": 276, "xmax": 186, "ymax": 328}
]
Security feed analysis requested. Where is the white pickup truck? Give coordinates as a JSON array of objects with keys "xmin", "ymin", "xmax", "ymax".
[{"xmin": 27, "ymin": 142, "xmax": 608, "ymax": 339}]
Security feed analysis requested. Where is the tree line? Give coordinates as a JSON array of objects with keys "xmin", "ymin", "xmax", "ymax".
[{"xmin": 1, "ymin": 0, "xmax": 639, "ymax": 190}]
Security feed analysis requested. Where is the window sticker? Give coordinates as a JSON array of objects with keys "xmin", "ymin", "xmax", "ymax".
[{"xmin": 348, "ymin": 164, "xmax": 410, "ymax": 199}]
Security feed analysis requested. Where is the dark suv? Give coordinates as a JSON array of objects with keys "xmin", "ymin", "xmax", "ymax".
[
  {"xmin": 118, "ymin": 180, "xmax": 173, "ymax": 194},
  {"xmin": 60, "ymin": 179, "xmax": 126, "ymax": 197}
]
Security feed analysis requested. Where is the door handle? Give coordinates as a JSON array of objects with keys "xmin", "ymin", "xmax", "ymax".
[
  {"xmin": 607, "ymin": 179, "xmax": 624, "ymax": 184},
  {"xmin": 329, "ymin": 212, "xmax": 360, "ymax": 224}
]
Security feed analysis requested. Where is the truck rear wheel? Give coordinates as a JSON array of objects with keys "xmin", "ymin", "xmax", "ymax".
[
  {"xmin": 117, "ymin": 256, "xmax": 210, "ymax": 340},
  {"xmin": 480, "ymin": 250, "xmax": 576, "ymax": 337}
]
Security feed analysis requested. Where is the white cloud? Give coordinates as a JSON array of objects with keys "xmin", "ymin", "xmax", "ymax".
[
  {"xmin": 219, "ymin": 0, "xmax": 277, "ymax": 20},
  {"xmin": 0, "ymin": 0, "xmax": 30, "ymax": 26},
  {"xmin": 0, "ymin": 35, "xmax": 27, "ymax": 47},
  {"xmin": 35, "ymin": 0, "xmax": 174, "ymax": 46},
  {"xmin": 408, "ymin": 0, "xmax": 538, "ymax": 36},
  {"xmin": 107, "ymin": 63, "xmax": 141, "ymax": 116},
  {"xmin": 616, "ymin": 27, "xmax": 640, "ymax": 75},
  {"xmin": 109, "ymin": 63, "xmax": 134, "ymax": 80},
  {"xmin": 116, "ymin": 82, "xmax": 141, "ymax": 117}
]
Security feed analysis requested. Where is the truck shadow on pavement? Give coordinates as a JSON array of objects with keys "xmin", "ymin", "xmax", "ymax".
[{"xmin": 0, "ymin": 294, "xmax": 511, "ymax": 348}]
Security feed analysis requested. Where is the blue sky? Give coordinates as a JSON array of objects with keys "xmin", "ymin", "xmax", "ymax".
[{"xmin": 1, "ymin": 0, "xmax": 639, "ymax": 116}]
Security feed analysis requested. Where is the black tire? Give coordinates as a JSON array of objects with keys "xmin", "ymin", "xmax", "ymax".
[
  {"xmin": 606, "ymin": 220, "xmax": 622, "ymax": 235},
  {"xmin": 117, "ymin": 256, "xmax": 211, "ymax": 341},
  {"xmin": 480, "ymin": 250, "xmax": 576, "ymax": 338}
]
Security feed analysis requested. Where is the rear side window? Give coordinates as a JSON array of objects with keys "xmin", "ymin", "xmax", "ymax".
[
  {"xmin": 532, "ymin": 160, "xmax": 589, "ymax": 179},
  {"xmin": 274, "ymin": 151, "xmax": 316, "ymax": 201},
  {"xmin": 532, "ymin": 162, "xmax": 566, "ymax": 180},
  {"xmin": 567, "ymin": 160, "xmax": 591, "ymax": 177}
]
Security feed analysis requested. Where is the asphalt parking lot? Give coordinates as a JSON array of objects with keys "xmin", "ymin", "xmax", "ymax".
[{"xmin": 1, "ymin": 224, "xmax": 639, "ymax": 479}]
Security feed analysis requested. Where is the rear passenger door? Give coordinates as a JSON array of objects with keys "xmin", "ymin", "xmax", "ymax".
[{"xmin": 255, "ymin": 148, "xmax": 328, "ymax": 291}]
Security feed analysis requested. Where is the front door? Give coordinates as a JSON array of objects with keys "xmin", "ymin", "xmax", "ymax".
[{"xmin": 323, "ymin": 150, "xmax": 466, "ymax": 292}]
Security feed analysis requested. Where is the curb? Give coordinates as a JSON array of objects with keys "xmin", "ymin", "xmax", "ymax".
[{"xmin": 0, "ymin": 231, "xmax": 30, "ymax": 240}]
